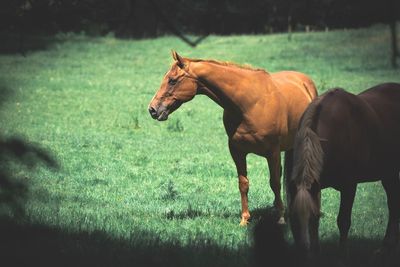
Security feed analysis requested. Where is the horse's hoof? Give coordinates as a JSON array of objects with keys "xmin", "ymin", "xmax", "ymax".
[
  {"xmin": 277, "ymin": 217, "xmax": 286, "ymax": 225},
  {"xmin": 239, "ymin": 219, "xmax": 249, "ymax": 226}
]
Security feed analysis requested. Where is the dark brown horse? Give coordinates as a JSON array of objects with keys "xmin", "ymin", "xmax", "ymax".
[
  {"xmin": 149, "ymin": 51, "xmax": 317, "ymax": 225},
  {"xmin": 287, "ymin": 83, "xmax": 400, "ymax": 256}
]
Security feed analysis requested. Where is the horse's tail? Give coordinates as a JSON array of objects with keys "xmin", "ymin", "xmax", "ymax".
[
  {"xmin": 289, "ymin": 97, "xmax": 324, "ymax": 216},
  {"xmin": 291, "ymin": 187, "xmax": 318, "ymax": 224}
]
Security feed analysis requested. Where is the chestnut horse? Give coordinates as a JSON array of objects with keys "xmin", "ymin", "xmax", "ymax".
[
  {"xmin": 149, "ymin": 51, "xmax": 317, "ymax": 225},
  {"xmin": 287, "ymin": 83, "xmax": 400, "ymax": 257}
]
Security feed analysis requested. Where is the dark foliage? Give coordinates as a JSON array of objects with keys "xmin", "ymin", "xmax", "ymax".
[{"xmin": 1, "ymin": 0, "xmax": 399, "ymax": 37}]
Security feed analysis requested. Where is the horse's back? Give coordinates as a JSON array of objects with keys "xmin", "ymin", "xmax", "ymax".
[
  {"xmin": 313, "ymin": 84, "xmax": 400, "ymax": 183},
  {"xmin": 271, "ymin": 71, "xmax": 318, "ymax": 102},
  {"xmin": 314, "ymin": 88, "xmax": 379, "ymax": 163},
  {"xmin": 359, "ymin": 83, "xmax": 400, "ymax": 165},
  {"xmin": 359, "ymin": 83, "xmax": 400, "ymax": 121}
]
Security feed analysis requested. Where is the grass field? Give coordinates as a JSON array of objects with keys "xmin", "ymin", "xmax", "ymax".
[{"xmin": 0, "ymin": 24, "xmax": 400, "ymax": 266}]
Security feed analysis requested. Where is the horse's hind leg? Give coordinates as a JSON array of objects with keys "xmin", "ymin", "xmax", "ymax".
[
  {"xmin": 381, "ymin": 173, "xmax": 400, "ymax": 249},
  {"xmin": 267, "ymin": 148, "xmax": 285, "ymax": 224},
  {"xmin": 337, "ymin": 184, "xmax": 357, "ymax": 256},
  {"xmin": 284, "ymin": 150, "xmax": 294, "ymax": 205}
]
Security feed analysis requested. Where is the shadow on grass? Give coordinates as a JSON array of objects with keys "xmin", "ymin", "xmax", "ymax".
[
  {"xmin": 0, "ymin": 216, "xmax": 249, "ymax": 267},
  {"xmin": 0, "ymin": 33, "xmax": 65, "ymax": 56},
  {"xmin": 1, "ymin": 205, "xmax": 398, "ymax": 267},
  {"xmin": 252, "ymin": 207, "xmax": 400, "ymax": 267},
  {"xmin": 0, "ymin": 135, "xmax": 59, "ymax": 218},
  {"xmin": 0, "ymin": 85, "xmax": 14, "ymax": 106}
]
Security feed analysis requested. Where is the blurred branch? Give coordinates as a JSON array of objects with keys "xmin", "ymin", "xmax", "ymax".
[{"xmin": 148, "ymin": 0, "xmax": 208, "ymax": 47}]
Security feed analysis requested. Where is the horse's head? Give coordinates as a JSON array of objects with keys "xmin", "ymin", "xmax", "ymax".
[
  {"xmin": 148, "ymin": 51, "xmax": 198, "ymax": 121},
  {"xmin": 288, "ymin": 180, "xmax": 321, "ymax": 259}
]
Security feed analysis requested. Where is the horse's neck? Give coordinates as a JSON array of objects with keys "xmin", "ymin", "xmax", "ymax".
[{"xmin": 190, "ymin": 61, "xmax": 272, "ymax": 113}]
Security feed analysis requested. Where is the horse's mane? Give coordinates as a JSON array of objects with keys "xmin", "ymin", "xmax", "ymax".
[
  {"xmin": 289, "ymin": 96, "xmax": 324, "ymax": 219},
  {"xmin": 187, "ymin": 58, "xmax": 267, "ymax": 72}
]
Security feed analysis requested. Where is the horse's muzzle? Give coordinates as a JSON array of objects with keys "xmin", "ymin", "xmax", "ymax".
[{"xmin": 148, "ymin": 105, "xmax": 169, "ymax": 121}]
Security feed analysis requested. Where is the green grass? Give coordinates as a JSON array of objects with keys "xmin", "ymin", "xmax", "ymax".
[{"xmin": 0, "ymin": 25, "xmax": 399, "ymax": 266}]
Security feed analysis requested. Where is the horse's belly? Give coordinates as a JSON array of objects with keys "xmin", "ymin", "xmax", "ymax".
[
  {"xmin": 320, "ymin": 161, "xmax": 389, "ymax": 190},
  {"xmin": 230, "ymin": 132, "xmax": 279, "ymax": 155}
]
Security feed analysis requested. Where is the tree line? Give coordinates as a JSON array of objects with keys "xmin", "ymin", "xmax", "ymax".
[
  {"xmin": 1, "ymin": 0, "xmax": 398, "ymax": 66},
  {"xmin": 1, "ymin": 0, "xmax": 398, "ymax": 37}
]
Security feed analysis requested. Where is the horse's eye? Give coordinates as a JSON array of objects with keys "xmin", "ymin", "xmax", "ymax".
[{"xmin": 168, "ymin": 78, "xmax": 177, "ymax": 85}]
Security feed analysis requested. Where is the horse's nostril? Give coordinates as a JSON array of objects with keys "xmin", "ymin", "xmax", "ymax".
[{"xmin": 148, "ymin": 106, "xmax": 157, "ymax": 118}]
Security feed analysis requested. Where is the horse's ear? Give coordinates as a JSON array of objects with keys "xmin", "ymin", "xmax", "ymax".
[
  {"xmin": 171, "ymin": 50, "xmax": 178, "ymax": 61},
  {"xmin": 171, "ymin": 50, "xmax": 185, "ymax": 69}
]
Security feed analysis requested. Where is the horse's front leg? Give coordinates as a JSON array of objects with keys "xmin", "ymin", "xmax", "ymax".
[
  {"xmin": 267, "ymin": 148, "xmax": 285, "ymax": 224},
  {"xmin": 229, "ymin": 142, "xmax": 249, "ymax": 226},
  {"xmin": 381, "ymin": 174, "xmax": 400, "ymax": 249},
  {"xmin": 337, "ymin": 184, "xmax": 357, "ymax": 257}
]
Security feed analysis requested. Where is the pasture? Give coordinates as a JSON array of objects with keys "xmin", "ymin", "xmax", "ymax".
[{"xmin": 0, "ymin": 24, "xmax": 399, "ymax": 266}]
